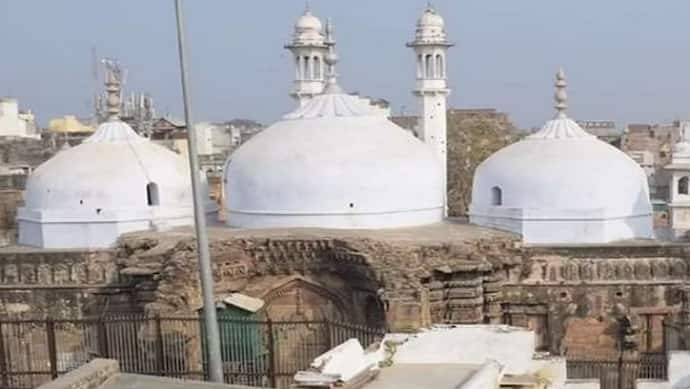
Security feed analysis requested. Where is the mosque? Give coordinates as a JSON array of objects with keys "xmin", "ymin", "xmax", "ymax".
[
  {"xmin": 16, "ymin": 5, "xmax": 656, "ymax": 248},
  {"xmin": 4, "ymin": 5, "xmax": 690, "ymax": 369}
]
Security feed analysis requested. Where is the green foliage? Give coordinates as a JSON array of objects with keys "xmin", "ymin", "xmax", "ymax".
[{"xmin": 447, "ymin": 116, "xmax": 517, "ymax": 216}]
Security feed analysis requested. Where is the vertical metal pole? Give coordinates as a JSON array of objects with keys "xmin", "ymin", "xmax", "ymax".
[
  {"xmin": 0, "ymin": 321, "xmax": 8, "ymax": 388},
  {"xmin": 155, "ymin": 314, "xmax": 165, "ymax": 375},
  {"xmin": 97, "ymin": 318, "xmax": 110, "ymax": 358},
  {"xmin": 173, "ymin": 0, "xmax": 224, "ymax": 383},
  {"xmin": 46, "ymin": 320, "xmax": 58, "ymax": 379},
  {"xmin": 266, "ymin": 319, "xmax": 277, "ymax": 388}
]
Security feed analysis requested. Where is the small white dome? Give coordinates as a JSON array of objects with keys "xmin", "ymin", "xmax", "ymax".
[
  {"xmin": 18, "ymin": 121, "xmax": 217, "ymax": 248},
  {"xmin": 295, "ymin": 10, "xmax": 322, "ymax": 33},
  {"xmin": 417, "ymin": 7, "xmax": 445, "ymax": 28},
  {"xmin": 469, "ymin": 70, "xmax": 653, "ymax": 244},
  {"xmin": 290, "ymin": 9, "xmax": 325, "ymax": 46},
  {"xmin": 413, "ymin": 6, "xmax": 447, "ymax": 42},
  {"xmin": 224, "ymin": 88, "xmax": 444, "ymax": 229}
]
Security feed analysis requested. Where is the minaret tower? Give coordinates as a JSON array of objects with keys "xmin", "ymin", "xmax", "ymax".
[
  {"xmin": 407, "ymin": 5, "xmax": 453, "ymax": 213},
  {"xmin": 666, "ymin": 121, "xmax": 690, "ymax": 240},
  {"xmin": 285, "ymin": 7, "xmax": 329, "ymax": 107}
]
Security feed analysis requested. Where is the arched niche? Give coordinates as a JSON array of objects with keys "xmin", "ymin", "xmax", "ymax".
[{"xmin": 260, "ymin": 277, "xmax": 348, "ymax": 322}]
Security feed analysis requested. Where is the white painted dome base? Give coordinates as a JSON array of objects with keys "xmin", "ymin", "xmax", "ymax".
[
  {"xmin": 227, "ymin": 207, "xmax": 443, "ymax": 230},
  {"xmin": 17, "ymin": 207, "xmax": 218, "ymax": 249},
  {"xmin": 470, "ymin": 208, "xmax": 653, "ymax": 245},
  {"xmin": 18, "ymin": 216, "xmax": 190, "ymax": 249}
]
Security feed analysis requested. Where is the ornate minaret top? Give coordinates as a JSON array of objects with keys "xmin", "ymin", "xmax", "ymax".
[
  {"xmin": 323, "ymin": 18, "xmax": 342, "ymax": 94},
  {"xmin": 102, "ymin": 58, "xmax": 122, "ymax": 122},
  {"xmin": 554, "ymin": 68, "xmax": 568, "ymax": 119}
]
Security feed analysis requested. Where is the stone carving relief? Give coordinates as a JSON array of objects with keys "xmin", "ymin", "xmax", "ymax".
[
  {"xmin": 522, "ymin": 257, "xmax": 689, "ymax": 284},
  {"xmin": 262, "ymin": 278, "xmax": 348, "ymax": 322}
]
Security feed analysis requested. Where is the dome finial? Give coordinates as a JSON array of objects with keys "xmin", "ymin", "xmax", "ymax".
[
  {"xmin": 323, "ymin": 18, "xmax": 343, "ymax": 94},
  {"xmin": 304, "ymin": 1, "xmax": 311, "ymax": 14},
  {"xmin": 554, "ymin": 67, "xmax": 568, "ymax": 118},
  {"xmin": 102, "ymin": 58, "xmax": 122, "ymax": 122}
]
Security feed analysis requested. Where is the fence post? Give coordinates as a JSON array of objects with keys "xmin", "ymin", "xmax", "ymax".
[
  {"xmin": 97, "ymin": 318, "xmax": 110, "ymax": 358},
  {"xmin": 155, "ymin": 315, "xmax": 165, "ymax": 375},
  {"xmin": 324, "ymin": 320, "xmax": 332, "ymax": 350},
  {"xmin": 266, "ymin": 319, "xmax": 277, "ymax": 389},
  {"xmin": 46, "ymin": 319, "xmax": 58, "ymax": 379},
  {"xmin": 0, "ymin": 321, "xmax": 8, "ymax": 388}
]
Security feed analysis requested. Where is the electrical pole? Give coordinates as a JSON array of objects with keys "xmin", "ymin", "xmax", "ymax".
[{"xmin": 173, "ymin": 0, "xmax": 224, "ymax": 383}]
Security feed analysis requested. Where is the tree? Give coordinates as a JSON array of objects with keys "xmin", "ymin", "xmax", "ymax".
[{"xmin": 446, "ymin": 114, "xmax": 517, "ymax": 216}]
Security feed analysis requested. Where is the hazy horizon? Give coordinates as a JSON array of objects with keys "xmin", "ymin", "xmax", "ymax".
[{"xmin": 2, "ymin": 0, "xmax": 690, "ymax": 129}]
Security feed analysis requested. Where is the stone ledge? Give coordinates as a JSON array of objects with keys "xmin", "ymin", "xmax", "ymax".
[{"xmin": 37, "ymin": 359, "xmax": 119, "ymax": 389}]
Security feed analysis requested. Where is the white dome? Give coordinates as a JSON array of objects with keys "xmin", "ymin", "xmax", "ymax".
[
  {"xmin": 224, "ymin": 89, "xmax": 444, "ymax": 229},
  {"xmin": 295, "ymin": 10, "xmax": 322, "ymax": 33},
  {"xmin": 417, "ymin": 7, "xmax": 444, "ymax": 28},
  {"xmin": 413, "ymin": 7, "xmax": 447, "ymax": 42},
  {"xmin": 469, "ymin": 70, "xmax": 652, "ymax": 244},
  {"xmin": 18, "ymin": 121, "xmax": 217, "ymax": 248},
  {"xmin": 291, "ymin": 9, "xmax": 325, "ymax": 46}
]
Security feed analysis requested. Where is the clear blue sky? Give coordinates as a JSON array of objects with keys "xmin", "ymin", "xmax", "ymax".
[{"xmin": 2, "ymin": 0, "xmax": 690, "ymax": 129}]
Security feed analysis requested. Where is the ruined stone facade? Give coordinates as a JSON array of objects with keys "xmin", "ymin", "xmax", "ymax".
[
  {"xmin": 0, "ymin": 248, "xmax": 125, "ymax": 318},
  {"xmin": 1, "ymin": 224, "xmax": 689, "ymax": 359}
]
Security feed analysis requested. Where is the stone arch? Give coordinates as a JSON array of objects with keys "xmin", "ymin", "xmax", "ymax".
[
  {"xmin": 425, "ymin": 54, "xmax": 433, "ymax": 78},
  {"xmin": 491, "ymin": 186, "xmax": 502, "ymax": 206},
  {"xmin": 312, "ymin": 56, "xmax": 321, "ymax": 79},
  {"xmin": 679, "ymin": 176, "xmax": 689, "ymax": 195},
  {"xmin": 146, "ymin": 182, "xmax": 159, "ymax": 206},
  {"xmin": 417, "ymin": 54, "xmax": 423, "ymax": 78},
  {"xmin": 260, "ymin": 276, "xmax": 349, "ymax": 322},
  {"xmin": 364, "ymin": 295, "xmax": 386, "ymax": 328},
  {"xmin": 435, "ymin": 53, "xmax": 444, "ymax": 78},
  {"xmin": 302, "ymin": 56, "xmax": 310, "ymax": 80}
]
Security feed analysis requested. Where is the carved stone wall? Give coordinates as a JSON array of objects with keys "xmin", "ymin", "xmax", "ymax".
[
  {"xmin": 3, "ymin": 225, "xmax": 690, "ymax": 358},
  {"xmin": 0, "ymin": 189, "xmax": 23, "ymax": 246},
  {"xmin": 504, "ymin": 246, "xmax": 690, "ymax": 356},
  {"xmin": 0, "ymin": 249, "xmax": 126, "ymax": 318},
  {"xmin": 115, "ymin": 228, "xmax": 518, "ymax": 332}
]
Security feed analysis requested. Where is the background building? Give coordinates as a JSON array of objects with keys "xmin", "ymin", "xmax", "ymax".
[{"xmin": 0, "ymin": 98, "xmax": 40, "ymax": 139}]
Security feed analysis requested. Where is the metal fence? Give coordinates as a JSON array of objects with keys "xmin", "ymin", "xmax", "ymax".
[
  {"xmin": 566, "ymin": 320, "xmax": 690, "ymax": 389},
  {"xmin": 567, "ymin": 353, "xmax": 667, "ymax": 389},
  {"xmin": 663, "ymin": 320, "xmax": 690, "ymax": 353},
  {"xmin": 0, "ymin": 315, "xmax": 385, "ymax": 389}
]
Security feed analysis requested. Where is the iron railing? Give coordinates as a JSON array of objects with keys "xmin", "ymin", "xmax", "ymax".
[
  {"xmin": 566, "ymin": 352, "xmax": 667, "ymax": 389},
  {"xmin": 663, "ymin": 319, "xmax": 690, "ymax": 353},
  {"xmin": 0, "ymin": 314, "xmax": 386, "ymax": 389}
]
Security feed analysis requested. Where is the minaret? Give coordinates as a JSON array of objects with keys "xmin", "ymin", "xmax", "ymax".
[
  {"xmin": 666, "ymin": 121, "xmax": 690, "ymax": 240},
  {"xmin": 284, "ymin": 7, "xmax": 329, "ymax": 107},
  {"xmin": 408, "ymin": 5, "xmax": 453, "ymax": 214}
]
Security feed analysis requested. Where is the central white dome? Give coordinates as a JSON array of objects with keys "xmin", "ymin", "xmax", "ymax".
[{"xmin": 225, "ymin": 89, "xmax": 444, "ymax": 229}]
